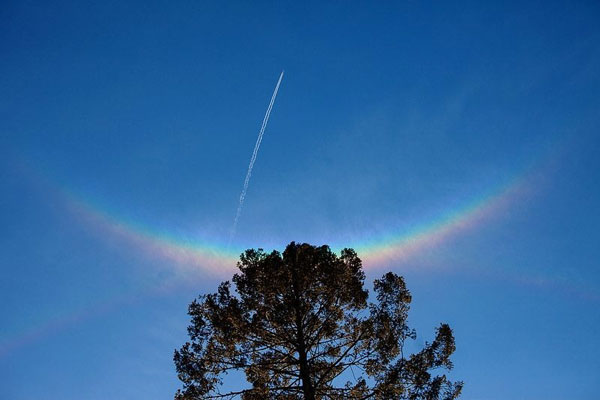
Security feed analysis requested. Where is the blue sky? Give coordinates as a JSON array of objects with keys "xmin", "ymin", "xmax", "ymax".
[{"xmin": 1, "ymin": 1, "xmax": 599, "ymax": 398}]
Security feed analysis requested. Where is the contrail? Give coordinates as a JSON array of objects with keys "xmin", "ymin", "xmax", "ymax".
[{"xmin": 229, "ymin": 71, "xmax": 284, "ymax": 243}]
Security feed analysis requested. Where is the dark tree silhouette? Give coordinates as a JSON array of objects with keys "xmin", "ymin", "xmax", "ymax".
[{"xmin": 174, "ymin": 242, "xmax": 462, "ymax": 399}]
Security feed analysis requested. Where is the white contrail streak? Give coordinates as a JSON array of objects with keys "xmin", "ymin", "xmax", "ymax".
[{"xmin": 230, "ymin": 71, "xmax": 284, "ymax": 243}]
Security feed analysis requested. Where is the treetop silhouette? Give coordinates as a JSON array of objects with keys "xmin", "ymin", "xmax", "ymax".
[{"xmin": 174, "ymin": 242, "xmax": 462, "ymax": 399}]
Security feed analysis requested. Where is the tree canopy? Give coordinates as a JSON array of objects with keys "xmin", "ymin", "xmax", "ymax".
[{"xmin": 174, "ymin": 242, "xmax": 462, "ymax": 399}]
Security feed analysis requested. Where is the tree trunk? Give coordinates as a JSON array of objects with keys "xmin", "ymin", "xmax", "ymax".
[
  {"xmin": 298, "ymin": 341, "xmax": 315, "ymax": 400},
  {"xmin": 291, "ymin": 258, "xmax": 316, "ymax": 400}
]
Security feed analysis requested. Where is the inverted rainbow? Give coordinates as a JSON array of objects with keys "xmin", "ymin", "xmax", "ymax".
[
  {"xmin": 0, "ymin": 161, "xmax": 557, "ymax": 360},
  {"xmin": 61, "ymin": 171, "xmax": 531, "ymax": 274}
]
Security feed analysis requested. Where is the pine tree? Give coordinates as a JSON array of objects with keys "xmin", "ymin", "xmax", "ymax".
[{"xmin": 174, "ymin": 242, "xmax": 462, "ymax": 399}]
